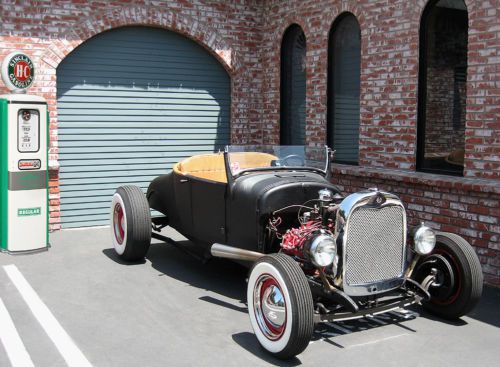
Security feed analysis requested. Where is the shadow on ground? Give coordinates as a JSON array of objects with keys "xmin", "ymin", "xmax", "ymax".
[
  {"xmin": 104, "ymin": 240, "xmax": 248, "ymax": 304},
  {"xmin": 463, "ymin": 286, "xmax": 500, "ymax": 328},
  {"xmin": 312, "ymin": 309, "xmax": 419, "ymax": 346},
  {"xmin": 232, "ymin": 332, "xmax": 302, "ymax": 367},
  {"xmin": 231, "ymin": 310, "xmax": 420, "ymax": 365},
  {"xmin": 102, "ymin": 248, "xmax": 146, "ymax": 265},
  {"xmin": 103, "ymin": 239, "xmax": 500, "ymax": 363},
  {"xmin": 149, "ymin": 241, "xmax": 247, "ymax": 303}
]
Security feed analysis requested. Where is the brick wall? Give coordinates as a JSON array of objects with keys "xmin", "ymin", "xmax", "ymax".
[
  {"xmin": 0, "ymin": 0, "xmax": 498, "ymax": 284},
  {"xmin": 260, "ymin": 0, "xmax": 498, "ymax": 177},
  {"xmin": 258, "ymin": 0, "xmax": 499, "ymax": 285}
]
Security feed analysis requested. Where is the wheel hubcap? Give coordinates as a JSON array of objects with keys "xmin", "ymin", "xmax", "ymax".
[
  {"xmin": 415, "ymin": 250, "xmax": 460, "ymax": 305},
  {"xmin": 113, "ymin": 203, "xmax": 125, "ymax": 245},
  {"xmin": 253, "ymin": 274, "xmax": 286, "ymax": 340}
]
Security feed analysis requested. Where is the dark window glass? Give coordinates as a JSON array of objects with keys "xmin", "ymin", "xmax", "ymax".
[
  {"xmin": 417, "ymin": 0, "xmax": 468, "ymax": 175},
  {"xmin": 280, "ymin": 25, "xmax": 307, "ymax": 145},
  {"xmin": 327, "ymin": 13, "xmax": 361, "ymax": 165}
]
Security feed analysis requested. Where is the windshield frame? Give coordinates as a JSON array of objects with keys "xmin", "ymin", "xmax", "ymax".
[{"xmin": 223, "ymin": 145, "xmax": 331, "ymax": 181}]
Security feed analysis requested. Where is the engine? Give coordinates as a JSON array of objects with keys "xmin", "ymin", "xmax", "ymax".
[{"xmin": 268, "ymin": 188, "xmax": 341, "ymax": 274}]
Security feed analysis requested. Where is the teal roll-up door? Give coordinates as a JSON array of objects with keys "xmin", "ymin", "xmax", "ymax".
[{"xmin": 56, "ymin": 26, "xmax": 230, "ymax": 228}]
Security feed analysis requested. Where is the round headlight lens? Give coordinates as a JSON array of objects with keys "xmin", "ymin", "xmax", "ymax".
[
  {"xmin": 309, "ymin": 234, "xmax": 336, "ymax": 267},
  {"xmin": 414, "ymin": 224, "xmax": 436, "ymax": 255}
]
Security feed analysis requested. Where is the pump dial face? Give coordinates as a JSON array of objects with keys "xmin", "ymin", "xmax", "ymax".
[
  {"xmin": 22, "ymin": 110, "xmax": 31, "ymax": 121},
  {"xmin": 17, "ymin": 109, "xmax": 40, "ymax": 153}
]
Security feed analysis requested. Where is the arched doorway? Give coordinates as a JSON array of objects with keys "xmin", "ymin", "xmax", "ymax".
[{"xmin": 56, "ymin": 26, "xmax": 231, "ymax": 228}]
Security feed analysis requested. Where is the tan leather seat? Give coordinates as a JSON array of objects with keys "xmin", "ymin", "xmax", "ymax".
[
  {"xmin": 445, "ymin": 149, "xmax": 465, "ymax": 167},
  {"xmin": 173, "ymin": 152, "xmax": 277, "ymax": 183}
]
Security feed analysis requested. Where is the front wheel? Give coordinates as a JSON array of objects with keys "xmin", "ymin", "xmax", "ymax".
[
  {"xmin": 110, "ymin": 185, "xmax": 151, "ymax": 261},
  {"xmin": 247, "ymin": 253, "xmax": 314, "ymax": 359},
  {"xmin": 413, "ymin": 232, "xmax": 483, "ymax": 319}
]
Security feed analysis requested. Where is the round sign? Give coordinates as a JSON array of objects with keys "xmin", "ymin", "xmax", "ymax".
[{"xmin": 1, "ymin": 51, "xmax": 35, "ymax": 91}]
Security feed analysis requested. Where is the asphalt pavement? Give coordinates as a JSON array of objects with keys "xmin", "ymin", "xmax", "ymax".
[{"xmin": 0, "ymin": 227, "xmax": 499, "ymax": 367}]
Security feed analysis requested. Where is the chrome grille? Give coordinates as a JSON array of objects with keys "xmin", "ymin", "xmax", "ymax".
[{"xmin": 344, "ymin": 205, "xmax": 405, "ymax": 285}]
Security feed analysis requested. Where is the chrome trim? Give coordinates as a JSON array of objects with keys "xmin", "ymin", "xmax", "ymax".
[
  {"xmin": 335, "ymin": 190, "xmax": 408, "ymax": 296},
  {"xmin": 254, "ymin": 274, "xmax": 286, "ymax": 340},
  {"xmin": 211, "ymin": 243, "xmax": 265, "ymax": 262},
  {"xmin": 313, "ymin": 293, "xmax": 421, "ymax": 323},
  {"xmin": 261, "ymin": 285, "xmax": 286, "ymax": 329},
  {"xmin": 309, "ymin": 233, "xmax": 337, "ymax": 267},
  {"xmin": 413, "ymin": 223, "xmax": 436, "ymax": 255},
  {"xmin": 318, "ymin": 188, "xmax": 333, "ymax": 202}
]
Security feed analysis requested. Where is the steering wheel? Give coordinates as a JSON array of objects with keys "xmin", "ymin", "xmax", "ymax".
[{"xmin": 281, "ymin": 154, "xmax": 306, "ymax": 166}]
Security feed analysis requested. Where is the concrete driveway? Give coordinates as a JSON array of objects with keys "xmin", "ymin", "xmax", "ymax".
[{"xmin": 0, "ymin": 227, "xmax": 499, "ymax": 367}]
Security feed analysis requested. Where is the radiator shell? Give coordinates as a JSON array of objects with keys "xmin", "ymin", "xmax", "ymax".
[{"xmin": 336, "ymin": 190, "xmax": 407, "ymax": 297}]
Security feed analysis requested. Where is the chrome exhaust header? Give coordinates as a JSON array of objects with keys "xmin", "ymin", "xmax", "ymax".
[{"xmin": 211, "ymin": 243, "xmax": 265, "ymax": 262}]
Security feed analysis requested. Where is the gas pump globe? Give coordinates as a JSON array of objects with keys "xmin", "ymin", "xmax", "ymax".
[{"xmin": 0, "ymin": 51, "xmax": 49, "ymax": 252}]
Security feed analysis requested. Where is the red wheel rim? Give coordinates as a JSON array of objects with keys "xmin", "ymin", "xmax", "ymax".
[
  {"xmin": 253, "ymin": 274, "xmax": 287, "ymax": 340},
  {"xmin": 113, "ymin": 203, "xmax": 125, "ymax": 245},
  {"xmin": 432, "ymin": 248, "xmax": 462, "ymax": 306}
]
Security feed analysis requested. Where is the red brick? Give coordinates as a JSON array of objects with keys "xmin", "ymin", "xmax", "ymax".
[{"xmin": 469, "ymin": 205, "xmax": 491, "ymax": 215}]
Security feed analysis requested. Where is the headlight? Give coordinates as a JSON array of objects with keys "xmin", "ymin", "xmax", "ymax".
[
  {"xmin": 413, "ymin": 224, "xmax": 436, "ymax": 255},
  {"xmin": 309, "ymin": 234, "xmax": 337, "ymax": 267}
]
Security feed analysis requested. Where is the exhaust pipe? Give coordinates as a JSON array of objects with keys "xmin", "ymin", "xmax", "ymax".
[{"xmin": 211, "ymin": 243, "xmax": 265, "ymax": 262}]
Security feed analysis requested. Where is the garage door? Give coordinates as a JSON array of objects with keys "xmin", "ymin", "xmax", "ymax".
[{"xmin": 57, "ymin": 26, "xmax": 230, "ymax": 228}]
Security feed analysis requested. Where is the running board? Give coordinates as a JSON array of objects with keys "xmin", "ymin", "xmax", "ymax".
[{"xmin": 151, "ymin": 232, "xmax": 207, "ymax": 262}]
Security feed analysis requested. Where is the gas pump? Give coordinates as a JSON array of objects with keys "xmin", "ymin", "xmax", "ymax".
[{"xmin": 0, "ymin": 51, "xmax": 49, "ymax": 252}]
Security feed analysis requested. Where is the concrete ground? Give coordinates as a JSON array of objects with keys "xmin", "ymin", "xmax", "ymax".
[{"xmin": 0, "ymin": 227, "xmax": 499, "ymax": 367}]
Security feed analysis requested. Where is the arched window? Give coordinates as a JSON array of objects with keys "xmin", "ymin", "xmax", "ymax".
[
  {"xmin": 327, "ymin": 13, "xmax": 361, "ymax": 165},
  {"xmin": 417, "ymin": 0, "xmax": 468, "ymax": 175},
  {"xmin": 280, "ymin": 24, "xmax": 307, "ymax": 145}
]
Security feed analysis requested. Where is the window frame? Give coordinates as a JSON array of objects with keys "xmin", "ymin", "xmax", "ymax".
[
  {"xmin": 416, "ymin": 0, "xmax": 468, "ymax": 177},
  {"xmin": 326, "ymin": 12, "xmax": 361, "ymax": 166},
  {"xmin": 280, "ymin": 24, "xmax": 307, "ymax": 145}
]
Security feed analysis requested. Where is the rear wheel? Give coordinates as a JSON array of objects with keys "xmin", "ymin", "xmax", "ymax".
[
  {"xmin": 110, "ymin": 185, "xmax": 151, "ymax": 261},
  {"xmin": 247, "ymin": 253, "xmax": 314, "ymax": 359},
  {"xmin": 413, "ymin": 232, "xmax": 483, "ymax": 319}
]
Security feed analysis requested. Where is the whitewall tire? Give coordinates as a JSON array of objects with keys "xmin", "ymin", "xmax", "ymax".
[
  {"xmin": 247, "ymin": 253, "xmax": 314, "ymax": 359},
  {"xmin": 110, "ymin": 185, "xmax": 151, "ymax": 261}
]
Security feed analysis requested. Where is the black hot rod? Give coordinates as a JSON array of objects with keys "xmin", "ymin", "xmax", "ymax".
[{"xmin": 110, "ymin": 145, "xmax": 483, "ymax": 359}]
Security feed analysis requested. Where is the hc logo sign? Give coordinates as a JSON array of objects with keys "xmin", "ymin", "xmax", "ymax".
[
  {"xmin": 14, "ymin": 61, "xmax": 31, "ymax": 81},
  {"xmin": 1, "ymin": 51, "xmax": 35, "ymax": 90}
]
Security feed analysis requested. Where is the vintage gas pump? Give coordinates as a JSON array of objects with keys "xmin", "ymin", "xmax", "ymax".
[{"xmin": 0, "ymin": 51, "xmax": 49, "ymax": 252}]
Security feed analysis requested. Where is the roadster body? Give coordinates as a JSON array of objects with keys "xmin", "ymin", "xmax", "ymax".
[
  {"xmin": 110, "ymin": 145, "xmax": 483, "ymax": 359},
  {"xmin": 147, "ymin": 148, "xmax": 337, "ymax": 252}
]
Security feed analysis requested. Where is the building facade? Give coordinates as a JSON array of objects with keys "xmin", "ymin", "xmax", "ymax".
[{"xmin": 0, "ymin": 0, "xmax": 498, "ymax": 285}]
